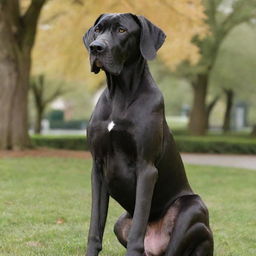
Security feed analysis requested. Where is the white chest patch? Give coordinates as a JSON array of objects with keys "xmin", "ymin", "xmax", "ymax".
[{"xmin": 107, "ymin": 121, "xmax": 115, "ymax": 132}]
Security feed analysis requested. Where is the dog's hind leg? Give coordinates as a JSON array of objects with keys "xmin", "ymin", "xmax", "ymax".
[
  {"xmin": 190, "ymin": 239, "xmax": 213, "ymax": 256},
  {"xmin": 164, "ymin": 195, "xmax": 213, "ymax": 256}
]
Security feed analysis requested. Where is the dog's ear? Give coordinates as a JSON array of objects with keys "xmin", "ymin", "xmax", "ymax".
[
  {"xmin": 83, "ymin": 14, "xmax": 105, "ymax": 50},
  {"xmin": 132, "ymin": 15, "xmax": 166, "ymax": 60}
]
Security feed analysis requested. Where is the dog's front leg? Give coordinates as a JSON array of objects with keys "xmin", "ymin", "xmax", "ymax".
[
  {"xmin": 86, "ymin": 160, "xmax": 109, "ymax": 256},
  {"xmin": 126, "ymin": 163, "xmax": 158, "ymax": 256}
]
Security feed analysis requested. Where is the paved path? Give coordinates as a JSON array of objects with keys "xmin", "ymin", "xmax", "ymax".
[
  {"xmin": 181, "ymin": 153, "xmax": 256, "ymax": 170},
  {"xmin": 1, "ymin": 149, "xmax": 255, "ymax": 170}
]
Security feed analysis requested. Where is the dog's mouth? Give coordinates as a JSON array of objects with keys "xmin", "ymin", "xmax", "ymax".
[
  {"xmin": 95, "ymin": 59, "xmax": 103, "ymax": 68},
  {"xmin": 90, "ymin": 55, "xmax": 123, "ymax": 76},
  {"xmin": 90, "ymin": 57, "xmax": 105, "ymax": 74}
]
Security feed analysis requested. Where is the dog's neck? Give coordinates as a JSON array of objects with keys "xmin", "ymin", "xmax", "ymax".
[{"xmin": 105, "ymin": 56, "xmax": 150, "ymax": 99}]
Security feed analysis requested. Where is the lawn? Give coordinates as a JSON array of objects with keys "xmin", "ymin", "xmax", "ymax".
[{"xmin": 0, "ymin": 157, "xmax": 255, "ymax": 256}]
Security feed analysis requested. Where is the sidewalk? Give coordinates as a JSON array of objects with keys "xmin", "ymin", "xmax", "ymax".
[
  {"xmin": 181, "ymin": 153, "xmax": 256, "ymax": 170},
  {"xmin": 1, "ymin": 149, "xmax": 255, "ymax": 170}
]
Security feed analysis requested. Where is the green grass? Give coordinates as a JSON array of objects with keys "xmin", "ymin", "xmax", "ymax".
[{"xmin": 0, "ymin": 157, "xmax": 255, "ymax": 256}]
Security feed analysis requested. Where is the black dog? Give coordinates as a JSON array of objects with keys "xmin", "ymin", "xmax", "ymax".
[{"xmin": 83, "ymin": 13, "xmax": 213, "ymax": 256}]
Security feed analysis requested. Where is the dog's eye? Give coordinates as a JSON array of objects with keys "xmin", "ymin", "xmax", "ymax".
[
  {"xmin": 95, "ymin": 27, "xmax": 101, "ymax": 33},
  {"xmin": 118, "ymin": 28, "xmax": 126, "ymax": 33}
]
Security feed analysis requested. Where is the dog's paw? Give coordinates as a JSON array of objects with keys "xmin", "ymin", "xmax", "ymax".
[
  {"xmin": 125, "ymin": 251, "xmax": 145, "ymax": 256},
  {"xmin": 85, "ymin": 249, "xmax": 99, "ymax": 256}
]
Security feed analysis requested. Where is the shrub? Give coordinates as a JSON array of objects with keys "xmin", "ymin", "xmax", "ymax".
[
  {"xmin": 32, "ymin": 135, "xmax": 89, "ymax": 151},
  {"xmin": 31, "ymin": 134, "xmax": 256, "ymax": 154},
  {"xmin": 175, "ymin": 136, "xmax": 256, "ymax": 154},
  {"xmin": 50, "ymin": 120, "xmax": 87, "ymax": 130}
]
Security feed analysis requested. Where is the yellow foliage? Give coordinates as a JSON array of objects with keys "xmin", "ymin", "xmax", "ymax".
[{"xmin": 32, "ymin": 0, "xmax": 208, "ymax": 90}]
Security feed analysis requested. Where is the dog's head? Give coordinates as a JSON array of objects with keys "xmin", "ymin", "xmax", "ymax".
[{"xmin": 83, "ymin": 13, "xmax": 166, "ymax": 75}]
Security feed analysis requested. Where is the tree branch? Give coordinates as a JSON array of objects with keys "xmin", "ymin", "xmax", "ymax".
[
  {"xmin": 30, "ymin": 74, "xmax": 46, "ymax": 109},
  {"xmin": 204, "ymin": 0, "xmax": 217, "ymax": 29},
  {"xmin": 4, "ymin": 0, "xmax": 20, "ymax": 26},
  {"xmin": 44, "ymin": 87, "xmax": 69, "ymax": 106},
  {"xmin": 20, "ymin": 0, "xmax": 46, "ymax": 50},
  {"xmin": 206, "ymin": 94, "xmax": 220, "ymax": 115},
  {"xmin": 72, "ymin": 0, "xmax": 84, "ymax": 5},
  {"xmin": 0, "ymin": 0, "xmax": 20, "ymax": 42},
  {"xmin": 220, "ymin": 0, "xmax": 256, "ymax": 39},
  {"xmin": 31, "ymin": 81, "xmax": 43, "ymax": 109},
  {"xmin": 201, "ymin": 0, "xmax": 256, "ymax": 71}
]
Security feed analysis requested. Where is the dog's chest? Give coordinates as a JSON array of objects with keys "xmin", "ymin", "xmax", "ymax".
[
  {"xmin": 88, "ymin": 118, "xmax": 138, "ymax": 202},
  {"xmin": 87, "ymin": 118, "xmax": 137, "ymax": 159}
]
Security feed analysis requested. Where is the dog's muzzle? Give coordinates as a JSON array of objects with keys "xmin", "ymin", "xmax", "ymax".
[
  {"xmin": 89, "ymin": 41, "xmax": 107, "ymax": 55},
  {"xmin": 89, "ymin": 40, "xmax": 107, "ymax": 73}
]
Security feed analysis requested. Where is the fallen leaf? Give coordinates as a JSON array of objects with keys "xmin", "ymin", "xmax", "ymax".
[
  {"xmin": 26, "ymin": 241, "xmax": 43, "ymax": 247},
  {"xmin": 56, "ymin": 217, "xmax": 65, "ymax": 224}
]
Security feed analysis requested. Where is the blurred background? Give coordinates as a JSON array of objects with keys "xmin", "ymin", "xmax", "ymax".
[{"xmin": 0, "ymin": 0, "xmax": 256, "ymax": 153}]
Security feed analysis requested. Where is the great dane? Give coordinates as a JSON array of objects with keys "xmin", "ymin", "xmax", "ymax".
[{"xmin": 83, "ymin": 13, "xmax": 213, "ymax": 256}]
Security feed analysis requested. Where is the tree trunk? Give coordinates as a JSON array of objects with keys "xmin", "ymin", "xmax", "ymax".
[
  {"xmin": 0, "ymin": 56, "xmax": 31, "ymax": 150},
  {"xmin": 205, "ymin": 95, "xmax": 220, "ymax": 130},
  {"xmin": 0, "ymin": 58, "xmax": 17, "ymax": 149},
  {"xmin": 0, "ymin": 17, "xmax": 30, "ymax": 149},
  {"xmin": 188, "ymin": 74, "xmax": 208, "ymax": 135},
  {"xmin": 0, "ymin": 0, "xmax": 45, "ymax": 149},
  {"xmin": 0, "ymin": 5, "xmax": 19, "ymax": 149},
  {"xmin": 35, "ymin": 106, "xmax": 44, "ymax": 134},
  {"xmin": 251, "ymin": 125, "xmax": 256, "ymax": 137},
  {"xmin": 9, "ymin": 53, "xmax": 31, "ymax": 148},
  {"xmin": 222, "ymin": 89, "xmax": 234, "ymax": 133}
]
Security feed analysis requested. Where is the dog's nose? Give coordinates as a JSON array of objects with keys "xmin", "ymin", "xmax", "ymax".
[{"xmin": 89, "ymin": 41, "xmax": 106, "ymax": 54}]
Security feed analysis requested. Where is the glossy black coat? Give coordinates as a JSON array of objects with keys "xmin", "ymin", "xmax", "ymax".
[{"xmin": 83, "ymin": 13, "xmax": 213, "ymax": 256}]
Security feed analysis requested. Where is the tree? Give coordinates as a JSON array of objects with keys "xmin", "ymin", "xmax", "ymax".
[
  {"xmin": 206, "ymin": 94, "xmax": 220, "ymax": 129},
  {"xmin": 30, "ymin": 74, "xmax": 69, "ymax": 134},
  {"xmin": 0, "ymin": 0, "xmax": 46, "ymax": 149},
  {"xmin": 32, "ymin": 0, "xmax": 208, "ymax": 89},
  {"xmin": 177, "ymin": 0, "xmax": 256, "ymax": 135},
  {"xmin": 252, "ymin": 125, "xmax": 256, "ymax": 136},
  {"xmin": 222, "ymin": 89, "xmax": 234, "ymax": 132},
  {"xmin": 34, "ymin": 0, "xmax": 256, "ymax": 136},
  {"xmin": 210, "ymin": 22, "xmax": 256, "ymax": 132}
]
